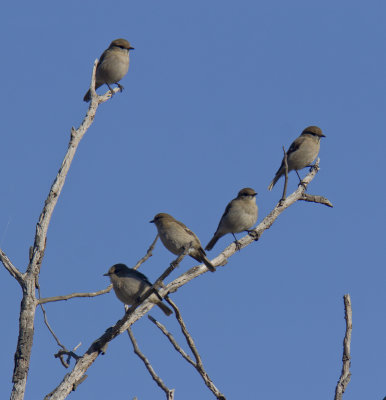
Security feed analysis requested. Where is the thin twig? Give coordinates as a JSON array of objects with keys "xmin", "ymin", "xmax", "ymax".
[
  {"xmin": 166, "ymin": 297, "xmax": 226, "ymax": 400},
  {"xmin": 334, "ymin": 294, "xmax": 352, "ymax": 400},
  {"xmin": 0, "ymin": 248, "xmax": 24, "ymax": 286},
  {"xmin": 40, "ymin": 302, "xmax": 66, "ymax": 350},
  {"xmin": 37, "ymin": 284, "xmax": 81, "ymax": 368},
  {"xmin": 148, "ymin": 315, "xmax": 195, "ymax": 366},
  {"xmin": 133, "ymin": 234, "xmax": 159, "ymax": 270},
  {"xmin": 281, "ymin": 146, "xmax": 289, "ymax": 201},
  {"xmin": 127, "ymin": 327, "xmax": 175, "ymax": 400},
  {"xmin": 299, "ymin": 193, "xmax": 333, "ymax": 207},
  {"xmin": 38, "ymin": 285, "xmax": 113, "ymax": 304}
]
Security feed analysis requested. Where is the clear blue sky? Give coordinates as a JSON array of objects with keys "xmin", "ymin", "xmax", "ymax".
[{"xmin": 1, "ymin": 1, "xmax": 385, "ymax": 399}]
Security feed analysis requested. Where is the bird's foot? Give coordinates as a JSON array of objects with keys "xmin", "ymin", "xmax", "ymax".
[
  {"xmin": 234, "ymin": 240, "xmax": 242, "ymax": 251},
  {"xmin": 298, "ymin": 180, "xmax": 307, "ymax": 190},
  {"xmin": 279, "ymin": 197, "xmax": 286, "ymax": 206},
  {"xmin": 247, "ymin": 230, "xmax": 259, "ymax": 241},
  {"xmin": 106, "ymin": 83, "xmax": 115, "ymax": 97},
  {"xmin": 117, "ymin": 83, "xmax": 124, "ymax": 92}
]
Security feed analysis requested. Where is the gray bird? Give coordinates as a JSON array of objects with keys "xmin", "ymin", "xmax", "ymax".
[
  {"xmin": 83, "ymin": 38, "xmax": 134, "ymax": 102},
  {"xmin": 104, "ymin": 263, "xmax": 172, "ymax": 316},
  {"xmin": 205, "ymin": 188, "xmax": 258, "ymax": 251},
  {"xmin": 150, "ymin": 213, "xmax": 216, "ymax": 272},
  {"xmin": 268, "ymin": 126, "xmax": 326, "ymax": 190}
]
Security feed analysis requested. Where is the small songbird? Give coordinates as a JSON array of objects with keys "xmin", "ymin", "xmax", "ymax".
[
  {"xmin": 205, "ymin": 188, "xmax": 258, "ymax": 251},
  {"xmin": 150, "ymin": 213, "xmax": 216, "ymax": 272},
  {"xmin": 268, "ymin": 126, "xmax": 326, "ymax": 190},
  {"xmin": 83, "ymin": 38, "xmax": 134, "ymax": 102},
  {"xmin": 104, "ymin": 264, "xmax": 172, "ymax": 316}
]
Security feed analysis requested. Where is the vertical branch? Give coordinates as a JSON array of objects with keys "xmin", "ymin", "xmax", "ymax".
[
  {"xmin": 10, "ymin": 61, "xmax": 114, "ymax": 400},
  {"xmin": 281, "ymin": 146, "xmax": 288, "ymax": 201},
  {"xmin": 334, "ymin": 294, "xmax": 352, "ymax": 400}
]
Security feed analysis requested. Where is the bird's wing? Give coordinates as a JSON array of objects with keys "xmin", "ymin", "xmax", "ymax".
[
  {"xmin": 174, "ymin": 220, "xmax": 198, "ymax": 239},
  {"xmin": 97, "ymin": 49, "xmax": 108, "ymax": 66},
  {"xmin": 128, "ymin": 269, "xmax": 153, "ymax": 286},
  {"xmin": 287, "ymin": 135, "xmax": 306, "ymax": 155}
]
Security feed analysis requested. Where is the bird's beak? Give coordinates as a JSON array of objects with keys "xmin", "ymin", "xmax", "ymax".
[
  {"xmin": 103, "ymin": 272, "xmax": 110, "ymax": 276},
  {"xmin": 149, "ymin": 219, "xmax": 154, "ymax": 223},
  {"xmin": 321, "ymin": 133, "xmax": 326, "ymax": 137},
  {"xmin": 129, "ymin": 46, "xmax": 135, "ymax": 50},
  {"xmin": 254, "ymin": 193, "xmax": 258, "ymax": 197}
]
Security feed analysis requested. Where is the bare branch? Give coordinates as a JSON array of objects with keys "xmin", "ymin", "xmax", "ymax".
[
  {"xmin": 148, "ymin": 315, "xmax": 195, "ymax": 366},
  {"xmin": 127, "ymin": 327, "xmax": 175, "ymax": 400},
  {"xmin": 334, "ymin": 294, "xmax": 352, "ymax": 400},
  {"xmin": 166, "ymin": 159, "xmax": 332, "ymax": 293},
  {"xmin": 166, "ymin": 297, "xmax": 226, "ymax": 400},
  {"xmin": 39, "ymin": 302, "xmax": 66, "ymax": 351},
  {"xmin": 44, "ymin": 161, "xmax": 331, "ymax": 399},
  {"xmin": 299, "ymin": 193, "xmax": 333, "ymax": 207},
  {"xmin": 133, "ymin": 234, "xmax": 159, "ymax": 270},
  {"xmin": 281, "ymin": 146, "xmax": 289, "ymax": 201},
  {"xmin": 10, "ymin": 61, "xmax": 117, "ymax": 400},
  {"xmin": 38, "ymin": 285, "xmax": 112, "ymax": 304},
  {"xmin": 0, "ymin": 248, "xmax": 24, "ymax": 286}
]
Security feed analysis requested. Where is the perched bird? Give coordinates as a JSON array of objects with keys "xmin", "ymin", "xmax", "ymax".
[
  {"xmin": 205, "ymin": 188, "xmax": 258, "ymax": 251},
  {"xmin": 150, "ymin": 213, "xmax": 216, "ymax": 272},
  {"xmin": 268, "ymin": 126, "xmax": 326, "ymax": 190},
  {"xmin": 104, "ymin": 263, "xmax": 172, "ymax": 316},
  {"xmin": 83, "ymin": 38, "xmax": 134, "ymax": 102}
]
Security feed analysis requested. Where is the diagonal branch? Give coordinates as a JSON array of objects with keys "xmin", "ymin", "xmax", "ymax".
[
  {"xmin": 44, "ymin": 161, "xmax": 331, "ymax": 399},
  {"xmin": 148, "ymin": 315, "xmax": 195, "ymax": 366},
  {"xmin": 133, "ymin": 234, "xmax": 159, "ymax": 270},
  {"xmin": 334, "ymin": 294, "xmax": 352, "ymax": 400},
  {"xmin": 38, "ymin": 285, "xmax": 112, "ymax": 304},
  {"xmin": 166, "ymin": 297, "xmax": 226, "ymax": 399},
  {"xmin": 0, "ymin": 248, "xmax": 24, "ymax": 286},
  {"xmin": 127, "ymin": 327, "xmax": 175, "ymax": 400}
]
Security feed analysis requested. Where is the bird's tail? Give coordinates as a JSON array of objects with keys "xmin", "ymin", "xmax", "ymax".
[
  {"xmin": 268, "ymin": 174, "xmax": 281, "ymax": 191},
  {"xmin": 157, "ymin": 302, "xmax": 173, "ymax": 316},
  {"xmin": 205, "ymin": 234, "xmax": 220, "ymax": 251}
]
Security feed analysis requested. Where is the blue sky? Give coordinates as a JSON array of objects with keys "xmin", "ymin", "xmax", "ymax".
[{"xmin": 1, "ymin": 0, "xmax": 385, "ymax": 399}]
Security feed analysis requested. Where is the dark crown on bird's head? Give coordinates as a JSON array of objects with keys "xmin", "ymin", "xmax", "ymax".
[
  {"xmin": 105, "ymin": 263, "xmax": 129, "ymax": 276},
  {"xmin": 150, "ymin": 213, "xmax": 173, "ymax": 223},
  {"xmin": 110, "ymin": 38, "xmax": 134, "ymax": 50},
  {"xmin": 237, "ymin": 188, "xmax": 257, "ymax": 198},
  {"xmin": 301, "ymin": 126, "xmax": 325, "ymax": 138}
]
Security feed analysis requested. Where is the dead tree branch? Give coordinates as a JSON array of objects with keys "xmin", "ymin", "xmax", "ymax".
[
  {"xmin": 281, "ymin": 146, "xmax": 289, "ymax": 201},
  {"xmin": 9, "ymin": 60, "xmax": 116, "ymax": 400},
  {"xmin": 133, "ymin": 234, "xmax": 159, "ymax": 270},
  {"xmin": 44, "ymin": 161, "xmax": 331, "ymax": 400},
  {"xmin": 334, "ymin": 294, "xmax": 352, "ymax": 400},
  {"xmin": 166, "ymin": 297, "xmax": 226, "ymax": 399},
  {"xmin": 148, "ymin": 315, "xmax": 195, "ymax": 365},
  {"xmin": 38, "ymin": 285, "xmax": 113, "ymax": 305},
  {"xmin": 127, "ymin": 327, "xmax": 175, "ymax": 400},
  {"xmin": 299, "ymin": 193, "xmax": 333, "ymax": 207},
  {"xmin": 0, "ymin": 248, "xmax": 24, "ymax": 286}
]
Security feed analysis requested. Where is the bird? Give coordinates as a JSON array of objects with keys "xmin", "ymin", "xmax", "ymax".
[
  {"xmin": 268, "ymin": 126, "xmax": 326, "ymax": 190},
  {"xmin": 83, "ymin": 38, "xmax": 134, "ymax": 102},
  {"xmin": 104, "ymin": 263, "xmax": 172, "ymax": 316},
  {"xmin": 205, "ymin": 188, "xmax": 258, "ymax": 251},
  {"xmin": 150, "ymin": 213, "xmax": 216, "ymax": 272}
]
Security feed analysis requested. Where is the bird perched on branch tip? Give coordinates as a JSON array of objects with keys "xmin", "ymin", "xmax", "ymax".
[{"xmin": 83, "ymin": 38, "xmax": 134, "ymax": 102}]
